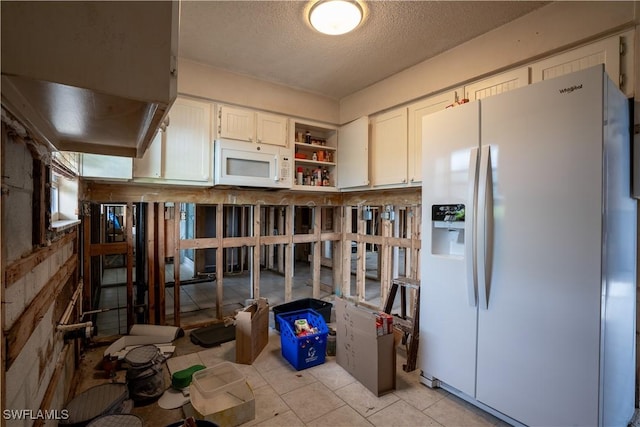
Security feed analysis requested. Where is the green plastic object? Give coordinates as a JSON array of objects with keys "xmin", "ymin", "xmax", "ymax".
[{"xmin": 171, "ymin": 364, "xmax": 206, "ymax": 389}]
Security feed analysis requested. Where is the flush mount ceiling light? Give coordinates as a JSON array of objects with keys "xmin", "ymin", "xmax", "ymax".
[{"xmin": 309, "ymin": 0, "xmax": 363, "ymax": 35}]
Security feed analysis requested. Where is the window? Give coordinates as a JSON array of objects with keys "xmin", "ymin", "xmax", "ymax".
[
  {"xmin": 49, "ymin": 155, "xmax": 80, "ymax": 231},
  {"xmin": 50, "ymin": 172, "xmax": 60, "ymax": 222}
]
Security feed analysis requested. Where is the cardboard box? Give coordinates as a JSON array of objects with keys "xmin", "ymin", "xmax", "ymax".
[
  {"xmin": 334, "ymin": 297, "xmax": 396, "ymax": 396},
  {"xmin": 235, "ymin": 298, "xmax": 269, "ymax": 364}
]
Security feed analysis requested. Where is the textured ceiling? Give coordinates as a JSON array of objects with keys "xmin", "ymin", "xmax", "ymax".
[{"xmin": 179, "ymin": 1, "xmax": 549, "ymax": 100}]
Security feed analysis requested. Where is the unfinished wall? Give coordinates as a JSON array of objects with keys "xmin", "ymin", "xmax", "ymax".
[{"xmin": 1, "ymin": 125, "xmax": 80, "ymax": 427}]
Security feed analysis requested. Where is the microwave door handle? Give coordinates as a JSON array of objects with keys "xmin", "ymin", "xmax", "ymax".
[{"xmin": 273, "ymin": 155, "xmax": 279, "ymax": 181}]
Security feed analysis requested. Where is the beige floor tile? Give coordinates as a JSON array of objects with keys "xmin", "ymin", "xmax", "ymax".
[
  {"xmin": 307, "ymin": 360, "xmax": 357, "ymax": 390},
  {"xmin": 334, "ymin": 381, "xmax": 399, "ymax": 417},
  {"xmin": 242, "ymin": 384, "xmax": 291, "ymax": 426},
  {"xmin": 281, "ymin": 381, "xmax": 345, "ymax": 423},
  {"xmin": 253, "ymin": 410, "xmax": 305, "ymax": 427},
  {"xmin": 423, "ymin": 394, "xmax": 500, "ymax": 427},
  {"xmin": 393, "ymin": 373, "xmax": 448, "ymax": 411},
  {"xmin": 367, "ymin": 400, "xmax": 442, "ymax": 427},
  {"xmin": 306, "ymin": 404, "xmax": 374, "ymax": 427},
  {"xmin": 251, "ymin": 338, "xmax": 292, "ymax": 375},
  {"xmin": 259, "ymin": 363, "xmax": 319, "ymax": 394}
]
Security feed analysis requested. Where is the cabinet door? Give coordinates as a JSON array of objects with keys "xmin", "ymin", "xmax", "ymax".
[
  {"xmin": 164, "ymin": 97, "xmax": 212, "ymax": 182},
  {"xmin": 81, "ymin": 153, "xmax": 132, "ymax": 180},
  {"xmin": 133, "ymin": 130, "xmax": 163, "ymax": 178},
  {"xmin": 407, "ymin": 89, "xmax": 459, "ymax": 185},
  {"xmin": 337, "ymin": 116, "xmax": 369, "ymax": 189},
  {"xmin": 465, "ymin": 67, "xmax": 529, "ymax": 101},
  {"xmin": 370, "ymin": 107, "xmax": 408, "ymax": 187},
  {"xmin": 530, "ymin": 32, "xmax": 628, "ymax": 94},
  {"xmin": 219, "ymin": 105, "xmax": 255, "ymax": 142},
  {"xmin": 256, "ymin": 112, "xmax": 287, "ymax": 146}
]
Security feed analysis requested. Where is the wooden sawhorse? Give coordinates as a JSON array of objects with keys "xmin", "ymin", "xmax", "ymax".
[{"xmin": 383, "ymin": 277, "xmax": 420, "ymax": 372}]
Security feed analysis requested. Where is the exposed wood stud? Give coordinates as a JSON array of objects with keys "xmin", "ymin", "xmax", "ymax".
[
  {"xmin": 173, "ymin": 201, "xmax": 181, "ymax": 327},
  {"xmin": 342, "ymin": 206, "xmax": 352, "ymax": 298},
  {"xmin": 146, "ymin": 203, "xmax": 156, "ymax": 323},
  {"xmin": 312, "ymin": 206, "xmax": 321, "ymax": 299},
  {"xmin": 158, "ymin": 203, "xmax": 167, "ymax": 325},
  {"xmin": 82, "ymin": 210, "xmax": 92, "ymax": 313},
  {"xmin": 126, "ymin": 202, "xmax": 134, "ymax": 331},
  {"xmin": 276, "ymin": 208, "xmax": 283, "ymax": 274},
  {"xmin": 333, "ymin": 206, "xmax": 343, "ymax": 296},
  {"xmin": 252, "ymin": 205, "xmax": 261, "ymax": 299},
  {"xmin": 356, "ymin": 206, "xmax": 366, "ymax": 302},
  {"xmin": 79, "ymin": 185, "xmax": 421, "ymax": 327},
  {"xmin": 284, "ymin": 205, "xmax": 294, "ymax": 302},
  {"xmin": 216, "ymin": 203, "xmax": 224, "ymax": 319},
  {"xmin": 380, "ymin": 208, "xmax": 392, "ymax": 306}
]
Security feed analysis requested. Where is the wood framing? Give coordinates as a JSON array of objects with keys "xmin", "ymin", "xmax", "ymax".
[
  {"xmin": 5, "ymin": 256, "xmax": 77, "ymax": 367},
  {"xmin": 79, "ymin": 183, "xmax": 422, "ymax": 326},
  {"xmin": 146, "ymin": 203, "xmax": 156, "ymax": 323},
  {"xmin": 4, "ymin": 230, "xmax": 76, "ymax": 288}
]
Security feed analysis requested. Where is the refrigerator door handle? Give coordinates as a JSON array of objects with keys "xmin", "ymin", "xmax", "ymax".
[
  {"xmin": 466, "ymin": 147, "xmax": 479, "ymax": 307},
  {"xmin": 477, "ymin": 145, "xmax": 494, "ymax": 309}
]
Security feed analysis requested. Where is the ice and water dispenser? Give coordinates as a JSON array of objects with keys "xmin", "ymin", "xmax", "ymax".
[{"xmin": 431, "ymin": 204, "xmax": 465, "ymax": 256}]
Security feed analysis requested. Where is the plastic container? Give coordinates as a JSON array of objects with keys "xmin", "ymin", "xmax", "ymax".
[
  {"xmin": 272, "ymin": 298, "xmax": 332, "ymax": 332},
  {"xmin": 276, "ymin": 309, "xmax": 329, "ymax": 370},
  {"xmin": 190, "ymin": 362, "xmax": 255, "ymax": 426}
]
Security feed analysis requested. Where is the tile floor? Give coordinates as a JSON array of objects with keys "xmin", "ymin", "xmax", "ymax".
[
  {"xmin": 74, "ymin": 251, "xmax": 510, "ymax": 426},
  {"xmin": 75, "ymin": 315, "xmax": 509, "ymax": 427}
]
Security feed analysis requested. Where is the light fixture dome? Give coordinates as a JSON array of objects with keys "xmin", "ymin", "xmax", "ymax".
[{"xmin": 309, "ymin": 0, "xmax": 363, "ymax": 35}]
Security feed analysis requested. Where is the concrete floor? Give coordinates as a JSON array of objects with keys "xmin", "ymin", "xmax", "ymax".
[
  {"xmin": 74, "ymin": 314, "xmax": 508, "ymax": 427},
  {"xmin": 96, "ymin": 252, "xmax": 390, "ymax": 336}
]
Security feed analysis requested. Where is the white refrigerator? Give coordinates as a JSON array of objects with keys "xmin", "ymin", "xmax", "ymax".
[{"xmin": 419, "ymin": 65, "xmax": 636, "ymax": 427}]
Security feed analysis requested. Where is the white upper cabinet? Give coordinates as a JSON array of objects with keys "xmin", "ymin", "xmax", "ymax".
[
  {"xmin": 369, "ymin": 90, "xmax": 459, "ymax": 188},
  {"xmin": 164, "ymin": 97, "xmax": 212, "ymax": 182},
  {"xmin": 133, "ymin": 130, "xmax": 163, "ymax": 179},
  {"xmin": 370, "ymin": 107, "xmax": 408, "ymax": 187},
  {"xmin": 530, "ymin": 31, "xmax": 631, "ymax": 96},
  {"xmin": 218, "ymin": 105, "xmax": 288, "ymax": 146},
  {"xmin": 133, "ymin": 96, "xmax": 213, "ymax": 185},
  {"xmin": 256, "ymin": 112, "xmax": 289, "ymax": 146},
  {"xmin": 218, "ymin": 105, "xmax": 253, "ymax": 141},
  {"xmin": 337, "ymin": 117, "xmax": 369, "ymax": 189},
  {"xmin": 407, "ymin": 90, "xmax": 459, "ymax": 185},
  {"xmin": 464, "ymin": 68, "xmax": 530, "ymax": 101}
]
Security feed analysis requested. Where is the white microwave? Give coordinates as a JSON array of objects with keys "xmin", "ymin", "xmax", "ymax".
[{"xmin": 214, "ymin": 139, "xmax": 292, "ymax": 188}]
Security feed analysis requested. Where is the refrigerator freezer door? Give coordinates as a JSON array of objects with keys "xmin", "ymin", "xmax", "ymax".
[
  {"xmin": 475, "ymin": 67, "xmax": 604, "ymax": 426},
  {"xmin": 420, "ymin": 101, "xmax": 480, "ymax": 397}
]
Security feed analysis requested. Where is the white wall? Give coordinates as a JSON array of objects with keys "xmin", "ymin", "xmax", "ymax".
[
  {"xmin": 340, "ymin": 1, "xmax": 638, "ymax": 123},
  {"xmin": 178, "ymin": 58, "xmax": 340, "ymax": 125}
]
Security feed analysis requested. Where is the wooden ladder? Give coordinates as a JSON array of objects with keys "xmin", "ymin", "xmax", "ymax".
[{"xmin": 383, "ymin": 277, "xmax": 420, "ymax": 372}]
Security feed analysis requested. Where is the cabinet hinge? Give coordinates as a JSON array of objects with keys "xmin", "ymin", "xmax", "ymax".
[
  {"xmin": 620, "ymin": 39, "xmax": 626, "ymax": 56},
  {"xmin": 619, "ymin": 73, "xmax": 625, "ymax": 89}
]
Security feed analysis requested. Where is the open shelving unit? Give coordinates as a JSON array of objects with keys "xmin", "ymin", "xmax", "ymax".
[{"xmin": 290, "ymin": 119, "xmax": 339, "ymax": 191}]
